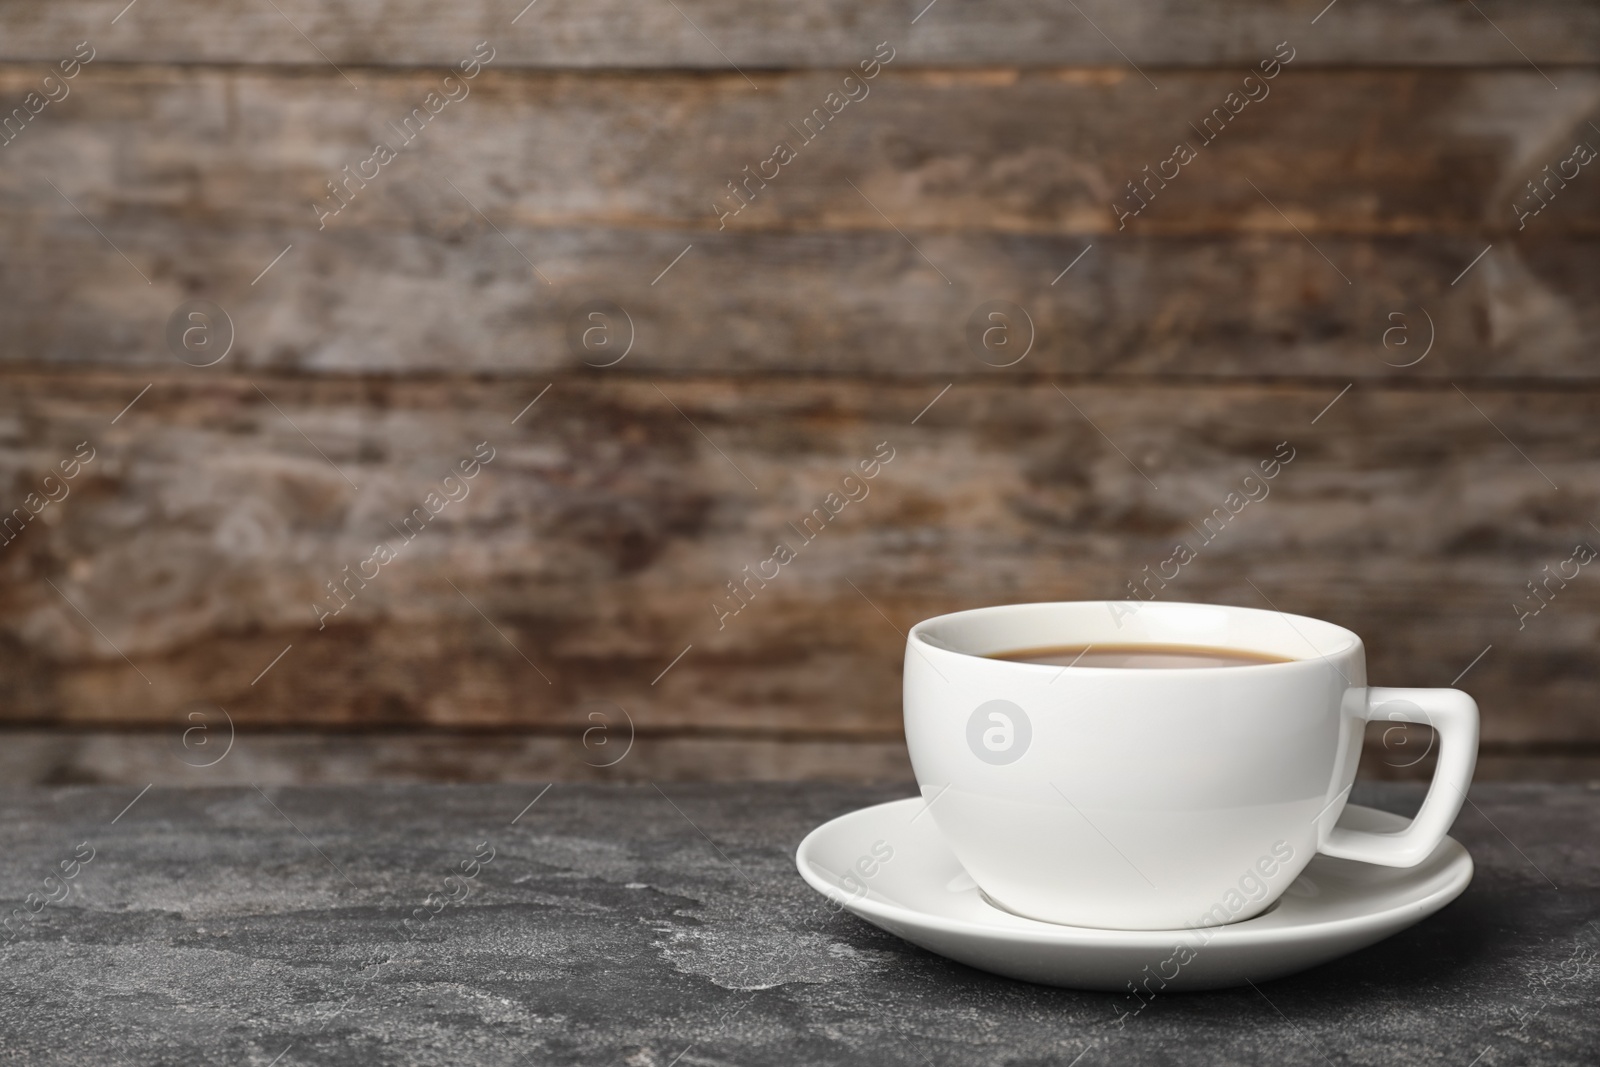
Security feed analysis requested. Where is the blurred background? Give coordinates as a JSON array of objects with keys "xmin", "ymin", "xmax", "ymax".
[{"xmin": 0, "ymin": 0, "xmax": 1596, "ymax": 785}]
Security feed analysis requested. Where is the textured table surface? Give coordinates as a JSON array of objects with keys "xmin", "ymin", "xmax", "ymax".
[{"xmin": 1, "ymin": 781, "xmax": 1596, "ymax": 1066}]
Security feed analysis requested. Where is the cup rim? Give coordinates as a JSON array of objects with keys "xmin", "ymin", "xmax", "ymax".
[{"xmin": 906, "ymin": 599, "xmax": 1362, "ymax": 673}]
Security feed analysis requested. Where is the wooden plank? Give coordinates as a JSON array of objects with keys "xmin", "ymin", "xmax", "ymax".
[
  {"xmin": 0, "ymin": 372, "xmax": 1593, "ymax": 749},
  {"xmin": 4, "ymin": 66, "xmax": 1595, "ymax": 236},
  {"xmin": 3, "ymin": 64, "xmax": 1597, "ymax": 377},
  {"xmin": 3, "ymin": 218, "xmax": 1597, "ymax": 380},
  {"xmin": 0, "ymin": 0, "xmax": 1596, "ymax": 68},
  {"xmin": 0, "ymin": 730, "xmax": 1588, "ymax": 785},
  {"xmin": 0, "ymin": 730, "xmax": 919, "ymax": 784}
]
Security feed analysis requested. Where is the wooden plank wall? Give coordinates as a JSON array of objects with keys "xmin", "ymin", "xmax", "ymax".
[{"xmin": 0, "ymin": 0, "xmax": 1596, "ymax": 778}]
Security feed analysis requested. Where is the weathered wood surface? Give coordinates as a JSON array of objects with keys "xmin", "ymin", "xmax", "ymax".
[
  {"xmin": 1, "ymin": 0, "xmax": 1597, "ymax": 67},
  {"xmin": 2, "ymin": 730, "xmax": 1595, "ymax": 786},
  {"xmin": 0, "ymin": 2, "xmax": 1595, "ymax": 765},
  {"xmin": 4, "ymin": 66, "xmax": 1594, "ymax": 236},
  {"xmin": 0, "ymin": 730, "xmax": 921, "ymax": 784},
  {"xmin": 7, "ymin": 223, "xmax": 1598, "ymax": 379},
  {"xmin": 0, "ymin": 372, "xmax": 1593, "ymax": 746},
  {"xmin": 3, "ymin": 65, "xmax": 1597, "ymax": 378}
]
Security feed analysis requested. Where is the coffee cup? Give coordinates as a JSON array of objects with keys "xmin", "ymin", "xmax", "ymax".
[{"xmin": 903, "ymin": 601, "xmax": 1478, "ymax": 930}]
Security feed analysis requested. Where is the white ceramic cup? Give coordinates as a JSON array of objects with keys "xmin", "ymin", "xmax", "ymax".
[{"xmin": 903, "ymin": 601, "xmax": 1478, "ymax": 931}]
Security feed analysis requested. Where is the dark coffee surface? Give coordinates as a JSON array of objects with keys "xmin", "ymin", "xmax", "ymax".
[{"xmin": 991, "ymin": 643, "xmax": 1295, "ymax": 669}]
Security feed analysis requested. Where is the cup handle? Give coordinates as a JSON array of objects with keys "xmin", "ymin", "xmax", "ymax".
[{"xmin": 1319, "ymin": 686, "xmax": 1479, "ymax": 867}]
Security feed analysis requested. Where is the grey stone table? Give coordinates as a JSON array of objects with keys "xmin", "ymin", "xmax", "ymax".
[{"xmin": 1, "ymin": 781, "xmax": 1596, "ymax": 1066}]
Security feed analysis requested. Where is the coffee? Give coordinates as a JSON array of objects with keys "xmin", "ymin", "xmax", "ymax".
[{"xmin": 990, "ymin": 643, "xmax": 1294, "ymax": 669}]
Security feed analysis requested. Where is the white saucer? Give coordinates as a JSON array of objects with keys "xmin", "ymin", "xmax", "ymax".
[{"xmin": 795, "ymin": 798, "xmax": 1472, "ymax": 991}]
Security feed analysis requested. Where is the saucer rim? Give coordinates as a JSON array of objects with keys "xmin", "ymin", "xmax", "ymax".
[{"xmin": 795, "ymin": 797, "xmax": 1474, "ymax": 948}]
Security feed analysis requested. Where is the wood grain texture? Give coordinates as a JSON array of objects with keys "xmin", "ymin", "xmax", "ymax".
[
  {"xmin": 0, "ymin": 0, "xmax": 1596, "ymax": 68},
  {"xmin": 0, "ymin": 730, "xmax": 920, "ymax": 784},
  {"xmin": 4, "ymin": 65, "xmax": 1595, "ymax": 236},
  {"xmin": 0, "ymin": 372, "xmax": 1594, "ymax": 746},
  {"xmin": 0, "ymin": 730, "xmax": 1591, "ymax": 786},
  {"xmin": 2, "ymin": 65, "xmax": 1596, "ymax": 379},
  {"xmin": 5, "ymin": 221, "xmax": 1597, "ymax": 380},
  {"xmin": 0, "ymin": 1, "xmax": 1595, "ymax": 767}
]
